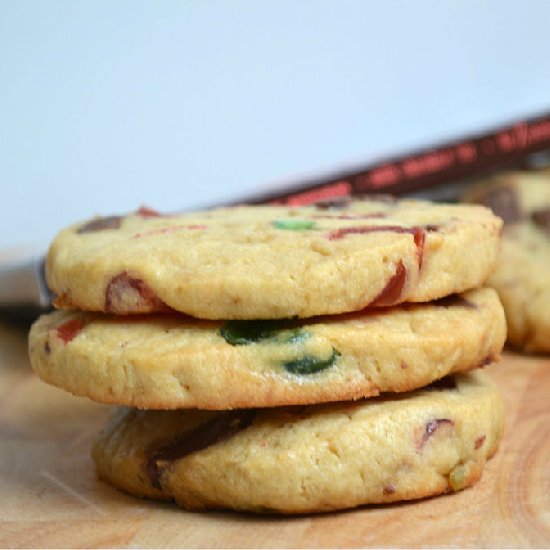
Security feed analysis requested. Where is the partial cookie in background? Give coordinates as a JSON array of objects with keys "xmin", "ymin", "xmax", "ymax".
[
  {"xmin": 463, "ymin": 172, "xmax": 550, "ymax": 352},
  {"xmin": 463, "ymin": 171, "xmax": 550, "ymax": 224},
  {"xmin": 46, "ymin": 200, "xmax": 502, "ymax": 319},
  {"xmin": 92, "ymin": 371, "xmax": 504, "ymax": 514},
  {"xmin": 29, "ymin": 288, "xmax": 506, "ymax": 410}
]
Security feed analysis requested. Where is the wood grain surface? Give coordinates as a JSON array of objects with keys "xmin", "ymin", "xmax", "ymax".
[{"xmin": 0, "ymin": 320, "xmax": 548, "ymax": 548}]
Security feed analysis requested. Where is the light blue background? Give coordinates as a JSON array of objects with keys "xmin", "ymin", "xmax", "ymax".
[{"xmin": 1, "ymin": 0, "xmax": 550, "ymax": 250}]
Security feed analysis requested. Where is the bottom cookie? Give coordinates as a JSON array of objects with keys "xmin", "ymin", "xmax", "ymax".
[{"xmin": 92, "ymin": 371, "xmax": 503, "ymax": 514}]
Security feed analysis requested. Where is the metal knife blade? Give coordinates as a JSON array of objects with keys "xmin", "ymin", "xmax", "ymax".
[{"xmin": 0, "ymin": 255, "xmax": 53, "ymax": 322}]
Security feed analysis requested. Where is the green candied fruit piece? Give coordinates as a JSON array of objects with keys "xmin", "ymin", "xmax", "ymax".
[
  {"xmin": 220, "ymin": 320, "xmax": 309, "ymax": 346},
  {"xmin": 449, "ymin": 464, "xmax": 466, "ymax": 492},
  {"xmin": 283, "ymin": 348, "xmax": 341, "ymax": 375},
  {"xmin": 271, "ymin": 219, "xmax": 316, "ymax": 231}
]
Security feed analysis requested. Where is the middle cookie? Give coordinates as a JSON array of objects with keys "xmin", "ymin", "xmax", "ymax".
[{"xmin": 29, "ymin": 287, "xmax": 505, "ymax": 410}]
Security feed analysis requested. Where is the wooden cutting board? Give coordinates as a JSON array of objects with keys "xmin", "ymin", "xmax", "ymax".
[{"xmin": 0, "ymin": 321, "xmax": 548, "ymax": 548}]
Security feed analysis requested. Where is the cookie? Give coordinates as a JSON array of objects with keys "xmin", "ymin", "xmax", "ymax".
[
  {"xmin": 463, "ymin": 172, "xmax": 550, "ymax": 351},
  {"xmin": 29, "ymin": 287, "xmax": 505, "ymax": 409},
  {"xmin": 463, "ymin": 171, "xmax": 550, "ymax": 224},
  {"xmin": 46, "ymin": 200, "xmax": 502, "ymax": 319},
  {"xmin": 92, "ymin": 371, "xmax": 504, "ymax": 514}
]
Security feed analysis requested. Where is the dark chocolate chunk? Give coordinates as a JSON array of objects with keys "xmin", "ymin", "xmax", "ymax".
[
  {"xmin": 417, "ymin": 418, "xmax": 455, "ymax": 450},
  {"xmin": 532, "ymin": 208, "xmax": 550, "ymax": 235},
  {"xmin": 105, "ymin": 272, "xmax": 172, "ymax": 314},
  {"xmin": 476, "ymin": 185, "xmax": 522, "ymax": 224},
  {"xmin": 77, "ymin": 216, "xmax": 123, "ymax": 234},
  {"xmin": 369, "ymin": 261, "xmax": 407, "ymax": 307},
  {"xmin": 283, "ymin": 348, "xmax": 340, "ymax": 375},
  {"xmin": 146, "ymin": 410, "xmax": 256, "ymax": 490}
]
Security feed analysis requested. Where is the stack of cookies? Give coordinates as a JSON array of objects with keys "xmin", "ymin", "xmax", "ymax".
[
  {"xmin": 462, "ymin": 170, "xmax": 550, "ymax": 352},
  {"xmin": 29, "ymin": 198, "xmax": 506, "ymax": 514}
]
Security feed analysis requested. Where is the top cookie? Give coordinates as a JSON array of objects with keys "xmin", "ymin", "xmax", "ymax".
[{"xmin": 46, "ymin": 199, "xmax": 502, "ymax": 319}]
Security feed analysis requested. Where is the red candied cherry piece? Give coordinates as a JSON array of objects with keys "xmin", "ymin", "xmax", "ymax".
[
  {"xmin": 328, "ymin": 225, "xmax": 426, "ymax": 269},
  {"xmin": 56, "ymin": 318, "xmax": 86, "ymax": 344},
  {"xmin": 327, "ymin": 224, "xmax": 406, "ymax": 240},
  {"xmin": 474, "ymin": 435, "xmax": 486, "ymax": 449},
  {"xmin": 411, "ymin": 227, "xmax": 425, "ymax": 269},
  {"xmin": 136, "ymin": 206, "xmax": 162, "ymax": 217},
  {"xmin": 105, "ymin": 272, "xmax": 173, "ymax": 314},
  {"xmin": 369, "ymin": 261, "xmax": 407, "ymax": 307},
  {"xmin": 417, "ymin": 418, "xmax": 455, "ymax": 451}
]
